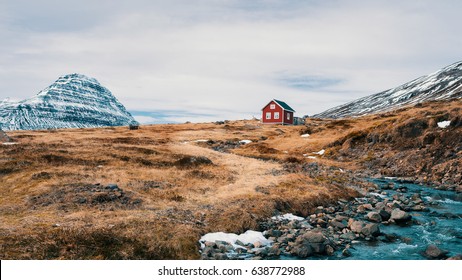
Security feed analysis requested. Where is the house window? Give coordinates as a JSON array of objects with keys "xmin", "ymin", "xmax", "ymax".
[
  {"xmin": 266, "ymin": 112, "xmax": 271, "ymax": 119},
  {"xmin": 270, "ymin": 104, "xmax": 275, "ymax": 109},
  {"xmin": 274, "ymin": 112, "xmax": 280, "ymax": 119},
  {"xmin": 287, "ymin": 113, "xmax": 291, "ymax": 120}
]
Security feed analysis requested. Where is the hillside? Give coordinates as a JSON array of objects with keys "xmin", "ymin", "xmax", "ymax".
[
  {"xmin": 314, "ymin": 61, "xmax": 462, "ymax": 119},
  {"xmin": 0, "ymin": 99, "xmax": 461, "ymax": 259},
  {"xmin": 0, "ymin": 74, "xmax": 136, "ymax": 131}
]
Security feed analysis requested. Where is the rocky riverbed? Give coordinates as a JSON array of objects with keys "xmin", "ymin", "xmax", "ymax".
[{"xmin": 200, "ymin": 179, "xmax": 462, "ymax": 260}]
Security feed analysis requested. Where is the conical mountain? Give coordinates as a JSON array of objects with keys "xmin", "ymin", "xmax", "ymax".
[{"xmin": 0, "ymin": 74, "xmax": 137, "ymax": 130}]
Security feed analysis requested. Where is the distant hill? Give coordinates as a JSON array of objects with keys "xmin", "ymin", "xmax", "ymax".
[
  {"xmin": 0, "ymin": 74, "xmax": 136, "ymax": 131},
  {"xmin": 314, "ymin": 61, "xmax": 462, "ymax": 119}
]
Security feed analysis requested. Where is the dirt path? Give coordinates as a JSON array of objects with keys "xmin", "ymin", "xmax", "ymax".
[{"xmin": 169, "ymin": 143, "xmax": 285, "ymax": 200}]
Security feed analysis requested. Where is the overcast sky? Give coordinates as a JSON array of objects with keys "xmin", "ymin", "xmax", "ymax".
[{"xmin": 0, "ymin": 0, "xmax": 461, "ymax": 123}]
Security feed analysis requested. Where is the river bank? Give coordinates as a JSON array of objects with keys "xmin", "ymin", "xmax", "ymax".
[{"xmin": 200, "ymin": 178, "xmax": 462, "ymax": 260}]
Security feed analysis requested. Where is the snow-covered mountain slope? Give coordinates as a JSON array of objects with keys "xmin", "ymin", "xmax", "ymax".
[
  {"xmin": 314, "ymin": 61, "xmax": 462, "ymax": 119},
  {"xmin": 0, "ymin": 74, "xmax": 137, "ymax": 131}
]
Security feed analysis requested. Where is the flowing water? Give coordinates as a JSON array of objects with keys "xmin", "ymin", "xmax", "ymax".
[{"xmin": 328, "ymin": 179, "xmax": 462, "ymax": 260}]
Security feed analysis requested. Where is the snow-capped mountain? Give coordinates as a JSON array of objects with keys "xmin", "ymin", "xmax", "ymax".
[
  {"xmin": 0, "ymin": 74, "xmax": 137, "ymax": 131},
  {"xmin": 314, "ymin": 61, "xmax": 462, "ymax": 119}
]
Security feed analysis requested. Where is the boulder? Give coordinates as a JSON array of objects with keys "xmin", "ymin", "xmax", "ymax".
[
  {"xmin": 361, "ymin": 223, "xmax": 380, "ymax": 237},
  {"xmin": 423, "ymin": 244, "xmax": 448, "ymax": 259},
  {"xmin": 326, "ymin": 245, "xmax": 335, "ymax": 256},
  {"xmin": 366, "ymin": 211, "xmax": 382, "ymax": 223},
  {"xmin": 330, "ymin": 220, "xmax": 347, "ymax": 230},
  {"xmin": 339, "ymin": 232, "xmax": 357, "ymax": 241},
  {"xmin": 291, "ymin": 244, "xmax": 313, "ymax": 258},
  {"xmin": 349, "ymin": 220, "xmax": 365, "ymax": 234},
  {"xmin": 447, "ymin": 255, "xmax": 462, "ymax": 260},
  {"xmin": 379, "ymin": 209, "xmax": 391, "ymax": 221},
  {"xmin": 301, "ymin": 231, "xmax": 326, "ymax": 243},
  {"xmin": 390, "ymin": 209, "xmax": 412, "ymax": 223}
]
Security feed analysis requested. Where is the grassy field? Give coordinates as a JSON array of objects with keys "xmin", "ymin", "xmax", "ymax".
[{"xmin": 1, "ymin": 99, "xmax": 460, "ymax": 259}]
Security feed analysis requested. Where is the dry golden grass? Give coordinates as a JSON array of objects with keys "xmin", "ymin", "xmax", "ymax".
[{"xmin": 2, "ymin": 99, "xmax": 459, "ymax": 259}]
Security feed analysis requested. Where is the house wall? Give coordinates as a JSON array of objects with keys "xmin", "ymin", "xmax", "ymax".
[
  {"xmin": 262, "ymin": 101, "xmax": 294, "ymax": 125},
  {"xmin": 283, "ymin": 111, "xmax": 294, "ymax": 125},
  {"xmin": 262, "ymin": 101, "xmax": 283, "ymax": 124}
]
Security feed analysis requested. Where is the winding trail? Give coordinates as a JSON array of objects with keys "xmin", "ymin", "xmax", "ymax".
[{"xmin": 169, "ymin": 142, "xmax": 285, "ymax": 199}]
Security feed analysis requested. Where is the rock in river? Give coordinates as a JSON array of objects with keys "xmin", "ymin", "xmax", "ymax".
[
  {"xmin": 423, "ymin": 244, "xmax": 448, "ymax": 259},
  {"xmin": 390, "ymin": 208, "xmax": 412, "ymax": 223}
]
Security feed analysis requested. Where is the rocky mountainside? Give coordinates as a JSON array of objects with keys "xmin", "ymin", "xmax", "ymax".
[
  {"xmin": 0, "ymin": 74, "xmax": 136, "ymax": 131},
  {"xmin": 314, "ymin": 61, "xmax": 462, "ymax": 119},
  {"xmin": 324, "ymin": 99, "xmax": 462, "ymax": 188}
]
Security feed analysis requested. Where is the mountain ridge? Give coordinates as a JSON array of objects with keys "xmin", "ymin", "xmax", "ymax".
[
  {"xmin": 314, "ymin": 61, "xmax": 462, "ymax": 119},
  {"xmin": 0, "ymin": 73, "xmax": 136, "ymax": 131}
]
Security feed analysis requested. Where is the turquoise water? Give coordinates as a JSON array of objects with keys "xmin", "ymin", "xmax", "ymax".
[{"xmin": 327, "ymin": 180, "xmax": 462, "ymax": 260}]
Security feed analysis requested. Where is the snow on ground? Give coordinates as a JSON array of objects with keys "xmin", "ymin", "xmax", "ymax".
[
  {"xmin": 2, "ymin": 142, "xmax": 17, "ymax": 145},
  {"xmin": 300, "ymin": 134, "xmax": 310, "ymax": 138},
  {"xmin": 314, "ymin": 149, "xmax": 325, "ymax": 155},
  {"xmin": 239, "ymin": 140, "xmax": 252, "ymax": 144},
  {"xmin": 271, "ymin": 213, "xmax": 305, "ymax": 221},
  {"xmin": 303, "ymin": 154, "xmax": 317, "ymax": 159},
  {"xmin": 437, "ymin": 120, "xmax": 451, "ymax": 128},
  {"xmin": 194, "ymin": 139, "xmax": 209, "ymax": 142},
  {"xmin": 199, "ymin": 230, "xmax": 271, "ymax": 248}
]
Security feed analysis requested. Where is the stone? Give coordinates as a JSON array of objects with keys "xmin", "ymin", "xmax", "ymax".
[
  {"xmin": 361, "ymin": 223, "xmax": 380, "ymax": 237},
  {"xmin": 375, "ymin": 202, "xmax": 386, "ymax": 210},
  {"xmin": 214, "ymin": 253, "xmax": 229, "ymax": 260},
  {"xmin": 302, "ymin": 231, "xmax": 326, "ymax": 243},
  {"xmin": 253, "ymin": 241, "xmax": 263, "ymax": 248},
  {"xmin": 268, "ymin": 245, "xmax": 281, "ymax": 256},
  {"xmin": 447, "ymin": 255, "xmax": 462, "ymax": 260},
  {"xmin": 326, "ymin": 245, "xmax": 335, "ymax": 256},
  {"xmin": 330, "ymin": 220, "xmax": 347, "ymax": 230},
  {"xmin": 350, "ymin": 221, "xmax": 365, "ymax": 234},
  {"xmin": 335, "ymin": 214, "xmax": 349, "ymax": 222},
  {"xmin": 107, "ymin": 184, "xmax": 119, "ymax": 190},
  {"xmin": 291, "ymin": 244, "xmax": 313, "ymax": 258},
  {"xmin": 342, "ymin": 248, "xmax": 352, "ymax": 257},
  {"xmin": 423, "ymin": 244, "xmax": 448, "ymax": 259},
  {"xmin": 266, "ymin": 229, "xmax": 282, "ymax": 238},
  {"xmin": 310, "ymin": 242, "xmax": 326, "ymax": 254},
  {"xmin": 366, "ymin": 211, "xmax": 382, "ymax": 223},
  {"xmin": 363, "ymin": 204, "xmax": 373, "ymax": 210},
  {"xmin": 204, "ymin": 241, "xmax": 216, "ymax": 248},
  {"xmin": 391, "ymin": 209, "xmax": 412, "ymax": 223},
  {"xmin": 379, "ymin": 209, "xmax": 391, "ymax": 221},
  {"xmin": 235, "ymin": 240, "xmax": 246, "ymax": 247},
  {"xmin": 340, "ymin": 232, "xmax": 357, "ymax": 241}
]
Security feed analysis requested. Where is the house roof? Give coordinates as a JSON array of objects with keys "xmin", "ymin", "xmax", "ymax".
[
  {"xmin": 273, "ymin": 99, "xmax": 295, "ymax": 112},
  {"xmin": 261, "ymin": 99, "xmax": 296, "ymax": 113}
]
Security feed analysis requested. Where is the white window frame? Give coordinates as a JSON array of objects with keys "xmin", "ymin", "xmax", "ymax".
[
  {"xmin": 270, "ymin": 104, "xmax": 275, "ymax": 109},
  {"xmin": 274, "ymin": 112, "xmax": 280, "ymax": 119},
  {"xmin": 266, "ymin": 112, "xmax": 271, "ymax": 119}
]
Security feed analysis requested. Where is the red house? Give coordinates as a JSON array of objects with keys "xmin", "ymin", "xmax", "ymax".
[{"xmin": 261, "ymin": 99, "xmax": 295, "ymax": 125}]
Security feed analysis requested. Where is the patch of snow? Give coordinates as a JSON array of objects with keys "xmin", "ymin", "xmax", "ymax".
[
  {"xmin": 194, "ymin": 139, "xmax": 209, "ymax": 142},
  {"xmin": 199, "ymin": 230, "xmax": 271, "ymax": 249},
  {"xmin": 2, "ymin": 142, "xmax": 18, "ymax": 145},
  {"xmin": 239, "ymin": 140, "xmax": 252, "ymax": 144},
  {"xmin": 384, "ymin": 176, "xmax": 397, "ymax": 180},
  {"xmin": 437, "ymin": 120, "xmax": 451, "ymax": 128},
  {"xmin": 303, "ymin": 154, "xmax": 317, "ymax": 159},
  {"xmin": 314, "ymin": 149, "xmax": 325, "ymax": 155},
  {"xmin": 271, "ymin": 213, "xmax": 305, "ymax": 221},
  {"xmin": 300, "ymin": 134, "xmax": 310, "ymax": 138},
  {"xmin": 369, "ymin": 192, "xmax": 387, "ymax": 199}
]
